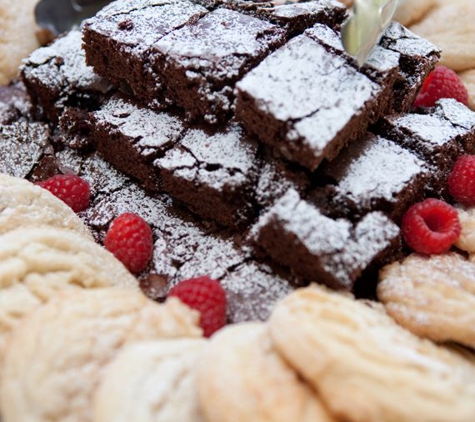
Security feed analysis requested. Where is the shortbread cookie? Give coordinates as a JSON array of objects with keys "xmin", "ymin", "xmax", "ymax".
[
  {"xmin": 197, "ymin": 323, "xmax": 334, "ymax": 422},
  {"xmin": 94, "ymin": 339, "xmax": 207, "ymax": 422},
  {"xmin": 459, "ymin": 69, "xmax": 475, "ymax": 110},
  {"xmin": 0, "ymin": 0, "xmax": 40, "ymax": 84},
  {"xmin": 454, "ymin": 206, "xmax": 475, "ymax": 253},
  {"xmin": 410, "ymin": 0, "xmax": 475, "ymax": 72},
  {"xmin": 269, "ymin": 285, "xmax": 475, "ymax": 422},
  {"xmin": 394, "ymin": 0, "xmax": 436, "ymax": 26},
  {"xmin": 0, "ymin": 174, "xmax": 91, "ymax": 238},
  {"xmin": 1, "ymin": 290, "xmax": 201, "ymax": 422},
  {"xmin": 0, "ymin": 226, "xmax": 139, "ymax": 363},
  {"xmin": 378, "ymin": 253, "xmax": 475, "ymax": 348}
]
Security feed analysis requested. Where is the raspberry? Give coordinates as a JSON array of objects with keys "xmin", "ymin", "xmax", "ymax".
[
  {"xmin": 104, "ymin": 213, "xmax": 153, "ymax": 274},
  {"xmin": 413, "ymin": 66, "xmax": 469, "ymax": 109},
  {"xmin": 38, "ymin": 174, "xmax": 90, "ymax": 212},
  {"xmin": 168, "ymin": 276, "xmax": 226, "ymax": 337},
  {"xmin": 448, "ymin": 156, "xmax": 475, "ymax": 206},
  {"xmin": 401, "ymin": 199, "xmax": 461, "ymax": 255}
]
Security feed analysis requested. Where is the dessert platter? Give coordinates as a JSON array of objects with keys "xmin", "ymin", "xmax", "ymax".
[{"xmin": 1, "ymin": 0, "xmax": 475, "ymax": 420}]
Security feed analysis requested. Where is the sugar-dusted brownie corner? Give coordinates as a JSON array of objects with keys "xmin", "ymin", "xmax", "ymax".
[
  {"xmin": 90, "ymin": 95, "xmax": 186, "ymax": 191},
  {"xmin": 235, "ymin": 33, "xmax": 389, "ymax": 171},
  {"xmin": 0, "ymin": 81, "xmax": 32, "ymax": 124},
  {"xmin": 374, "ymin": 99, "xmax": 475, "ymax": 196},
  {"xmin": 82, "ymin": 0, "xmax": 208, "ymax": 109},
  {"xmin": 21, "ymin": 30, "xmax": 112, "ymax": 122},
  {"xmin": 0, "ymin": 122, "xmax": 51, "ymax": 179},
  {"xmin": 155, "ymin": 122, "xmax": 260, "ymax": 227},
  {"xmin": 313, "ymin": 132, "xmax": 428, "ymax": 222},
  {"xmin": 249, "ymin": 188, "xmax": 401, "ymax": 290},
  {"xmin": 152, "ymin": 8, "xmax": 286, "ymax": 124}
]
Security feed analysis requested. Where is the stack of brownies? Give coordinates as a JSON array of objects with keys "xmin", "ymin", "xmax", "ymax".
[{"xmin": 6, "ymin": 0, "xmax": 475, "ymax": 321}]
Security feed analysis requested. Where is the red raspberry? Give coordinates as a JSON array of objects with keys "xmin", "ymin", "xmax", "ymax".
[
  {"xmin": 448, "ymin": 156, "xmax": 475, "ymax": 206},
  {"xmin": 104, "ymin": 213, "xmax": 153, "ymax": 274},
  {"xmin": 38, "ymin": 174, "xmax": 90, "ymax": 212},
  {"xmin": 413, "ymin": 66, "xmax": 469, "ymax": 109},
  {"xmin": 168, "ymin": 276, "xmax": 226, "ymax": 337},
  {"xmin": 401, "ymin": 198, "xmax": 461, "ymax": 255}
]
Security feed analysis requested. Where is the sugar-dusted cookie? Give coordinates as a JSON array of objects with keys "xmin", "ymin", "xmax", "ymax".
[
  {"xmin": 394, "ymin": 0, "xmax": 436, "ymax": 26},
  {"xmin": 378, "ymin": 253, "xmax": 475, "ymax": 348},
  {"xmin": 196, "ymin": 322, "xmax": 335, "ymax": 422},
  {"xmin": 459, "ymin": 69, "xmax": 475, "ymax": 110},
  {"xmin": 454, "ymin": 206, "xmax": 475, "ymax": 253},
  {"xmin": 94, "ymin": 339, "xmax": 206, "ymax": 422},
  {"xmin": 0, "ymin": 174, "xmax": 91, "ymax": 238},
  {"xmin": 0, "ymin": 226, "xmax": 139, "ymax": 362},
  {"xmin": 410, "ymin": 0, "xmax": 475, "ymax": 72},
  {"xmin": 269, "ymin": 285, "xmax": 475, "ymax": 422},
  {"xmin": 1, "ymin": 290, "xmax": 201, "ymax": 422},
  {"xmin": 0, "ymin": 0, "xmax": 41, "ymax": 84}
]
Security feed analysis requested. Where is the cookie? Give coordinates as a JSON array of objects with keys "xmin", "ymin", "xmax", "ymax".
[
  {"xmin": 196, "ymin": 322, "xmax": 335, "ymax": 422},
  {"xmin": 94, "ymin": 339, "xmax": 206, "ymax": 422},
  {"xmin": 410, "ymin": 0, "xmax": 475, "ymax": 72},
  {"xmin": 454, "ymin": 206, "xmax": 475, "ymax": 253},
  {"xmin": 459, "ymin": 69, "xmax": 475, "ymax": 110},
  {"xmin": 0, "ymin": 174, "xmax": 91, "ymax": 238},
  {"xmin": 269, "ymin": 285, "xmax": 475, "ymax": 422},
  {"xmin": 393, "ymin": 0, "xmax": 436, "ymax": 27},
  {"xmin": 0, "ymin": 226, "xmax": 139, "ymax": 363},
  {"xmin": 378, "ymin": 252, "xmax": 475, "ymax": 348},
  {"xmin": 0, "ymin": 289, "xmax": 201, "ymax": 422},
  {"xmin": 0, "ymin": 0, "xmax": 41, "ymax": 84}
]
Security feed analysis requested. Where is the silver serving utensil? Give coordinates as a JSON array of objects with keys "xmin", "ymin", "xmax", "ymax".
[
  {"xmin": 35, "ymin": 0, "xmax": 112, "ymax": 34},
  {"xmin": 342, "ymin": 0, "xmax": 399, "ymax": 66}
]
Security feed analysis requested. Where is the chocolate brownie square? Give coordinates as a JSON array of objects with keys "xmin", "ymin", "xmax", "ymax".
[
  {"xmin": 82, "ymin": 0, "xmax": 208, "ymax": 109},
  {"xmin": 90, "ymin": 95, "xmax": 186, "ymax": 191},
  {"xmin": 21, "ymin": 30, "xmax": 111, "ymax": 122},
  {"xmin": 314, "ymin": 132, "xmax": 428, "ymax": 222},
  {"xmin": 249, "ymin": 188, "xmax": 400, "ymax": 290},
  {"xmin": 375, "ymin": 99, "xmax": 475, "ymax": 196},
  {"xmin": 235, "ymin": 34, "xmax": 389, "ymax": 170},
  {"xmin": 155, "ymin": 122, "xmax": 260, "ymax": 227},
  {"xmin": 152, "ymin": 8, "xmax": 286, "ymax": 123},
  {"xmin": 379, "ymin": 22, "xmax": 440, "ymax": 111}
]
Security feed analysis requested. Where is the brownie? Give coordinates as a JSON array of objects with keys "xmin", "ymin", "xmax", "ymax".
[
  {"xmin": 152, "ymin": 8, "xmax": 286, "ymax": 123},
  {"xmin": 90, "ymin": 95, "xmax": 186, "ymax": 191},
  {"xmin": 249, "ymin": 188, "xmax": 401, "ymax": 290},
  {"xmin": 156, "ymin": 122, "xmax": 260, "ymax": 227},
  {"xmin": 82, "ymin": 0, "xmax": 208, "ymax": 108},
  {"xmin": 378, "ymin": 22, "xmax": 440, "ymax": 112},
  {"xmin": 21, "ymin": 30, "xmax": 112, "ymax": 122},
  {"xmin": 235, "ymin": 33, "xmax": 390, "ymax": 171},
  {"xmin": 375, "ymin": 99, "xmax": 475, "ymax": 196},
  {"xmin": 216, "ymin": 0, "xmax": 348, "ymax": 36},
  {"xmin": 313, "ymin": 132, "xmax": 428, "ymax": 222}
]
